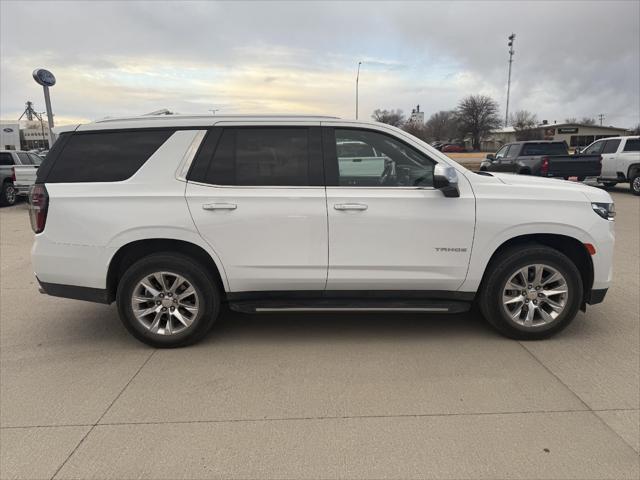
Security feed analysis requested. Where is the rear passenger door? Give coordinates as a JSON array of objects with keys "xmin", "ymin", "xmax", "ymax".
[{"xmin": 186, "ymin": 124, "xmax": 328, "ymax": 292}]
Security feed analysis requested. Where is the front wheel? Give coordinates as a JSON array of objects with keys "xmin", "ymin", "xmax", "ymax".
[
  {"xmin": 630, "ymin": 174, "xmax": 640, "ymax": 196},
  {"xmin": 478, "ymin": 245, "xmax": 583, "ymax": 340},
  {"xmin": 116, "ymin": 253, "xmax": 220, "ymax": 347}
]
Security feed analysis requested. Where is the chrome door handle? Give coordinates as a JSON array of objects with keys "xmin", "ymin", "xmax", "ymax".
[
  {"xmin": 202, "ymin": 203, "xmax": 237, "ymax": 211},
  {"xmin": 334, "ymin": 203, "xmax": 368, "ymax": 211}
]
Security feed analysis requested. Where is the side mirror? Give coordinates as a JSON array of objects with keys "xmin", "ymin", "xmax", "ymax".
[
  {"xmin": 433, "ymin": 164, "xmax": 460, "ymax": 198},
  {"xmin": 486, "ymin": 153, "xmax": 495, "ymax": 161}
]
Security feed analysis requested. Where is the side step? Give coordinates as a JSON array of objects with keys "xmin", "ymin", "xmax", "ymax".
[{"xmin": 229, "ymin": 299, "xmax": 471, "ymax": 314}]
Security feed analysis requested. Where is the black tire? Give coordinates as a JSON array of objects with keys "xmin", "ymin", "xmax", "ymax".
[
  {"xmin": 0, "ymin": 181, "xmax": 17, "ymax": 207},
  {"xmin": 116, "ymin": 253, "xmax": 220, "ymax": 347},
  {"xmin": 519, "ymin": 169, "xmax": 531, "ymax": 175},
  {"xmin": 478, "ymin": 245, "xmax": 583, "ymax": 340},
  {"xmin": 630, "ymin": 173, "xmax": 640, "ymax": 196},
  {"xmin": 602, "ymin": 181, "xmax": 617, "ymax": 188}
]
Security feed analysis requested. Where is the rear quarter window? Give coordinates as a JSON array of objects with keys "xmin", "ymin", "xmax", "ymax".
[
  {"xmin": 45, "ymin": 130, "xmax": 174, "ymax": 183},
  {"xmin": 623, "ymin": 139, "xmax": 640, "ymax": 152}
]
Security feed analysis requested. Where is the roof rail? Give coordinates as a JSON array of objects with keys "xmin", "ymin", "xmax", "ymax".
[{"xmin": 94, "ymin": 114, "xmax": 341, "ymax": 124}]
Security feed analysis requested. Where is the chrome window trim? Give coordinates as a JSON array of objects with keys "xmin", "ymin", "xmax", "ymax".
[
  {"xmin": 175, "ymin": 130, "xmax": 207, "ymax": 182},
  {"xmin": 187, "ymin": 181, "xmax": 435, "ymax": 191}
]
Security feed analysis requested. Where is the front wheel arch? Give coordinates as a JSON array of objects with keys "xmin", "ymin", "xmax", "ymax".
[{"xmin": 478, "ymin": 234, "xmax": 593, "ymax": 304}]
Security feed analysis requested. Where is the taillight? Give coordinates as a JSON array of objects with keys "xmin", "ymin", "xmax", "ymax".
[
  {"xmin": 11, "ymin": 167, "xmax": 16, "ymax": 182},
  {"xmin": 28, "ymin": 184, "xmax": 49, "ymax": 234},
  {"xmin": 541, "ymin": 156, "xmax": 550, "ymax": 176}
]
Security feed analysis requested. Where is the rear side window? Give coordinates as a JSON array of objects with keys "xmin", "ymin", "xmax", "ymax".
[
  {"xmin": 16, "ymin": 152, "xmax": 34, "ymax": 165},
  {"xmin": 46, "ymin": 130, "xmax": 174, "ymax": 183},
  {"xmin": 602, "ymin": 139, "xmax": 621, "ymax": 154},
  {"xmin": 623, "ymin": 139, "xmax": 640, "ymax": 152},
  {"xmin": 521, "ymin": 143, "xmax": 567, "ymax": 156},
  {"xmin": 0, "ymin": 153, "xmax": 13, "ymax": 166},
  {"xmin": 203, "ymin": 128, "xmax": 312, "ymax": 186}
]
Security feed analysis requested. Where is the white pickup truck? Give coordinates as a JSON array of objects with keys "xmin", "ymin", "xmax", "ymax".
[
  {"xmin": 582, "ymin": 136, "xmax": 640, "ymax": 195},
  {"xmin": 0, "ymin": 150, "xmax": 42, "ymax": 206}
]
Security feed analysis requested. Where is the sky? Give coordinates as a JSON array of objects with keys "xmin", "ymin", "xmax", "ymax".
[{"xmin": 1, "ymin": 0, "xmax": 639, "ymax": 127}]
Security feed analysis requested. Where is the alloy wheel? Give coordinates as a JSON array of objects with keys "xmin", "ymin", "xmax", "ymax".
[
  {"xmin": 501, "ymin": 264, "xmax": 569, "ymax": 328},
  {"xmin": 131, "ymin": 271, "xmax": 200, "ymax": 335}
]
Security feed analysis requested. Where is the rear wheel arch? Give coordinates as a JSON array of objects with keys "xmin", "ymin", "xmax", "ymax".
[
  {"xmin": 479, "ymin": 234, "xmax": 593, "ymax": 300},
  {"xmin": 107, "ymin": 239, "xmax": 226, "ymax": 303},
  {"xmin": 627, "ymin": 163, "xmax": 640, "ymax": 180}
]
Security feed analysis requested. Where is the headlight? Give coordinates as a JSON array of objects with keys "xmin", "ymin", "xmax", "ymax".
[{"xmin": 592, "ymin": 202, "xmax": 615, "ymax": 221}]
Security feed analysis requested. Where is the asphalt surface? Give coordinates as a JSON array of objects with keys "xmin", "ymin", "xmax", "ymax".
[{"xmin": 1, "ymin": 188, "xmax": 638, "ymax": 479}]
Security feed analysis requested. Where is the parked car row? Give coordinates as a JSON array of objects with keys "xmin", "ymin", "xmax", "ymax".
[
  {"xmin": 479, "ymin": 137, "xmax": 639, "ymax": 195},
  {"xmin": 431, "ymin": 141, "xmax": 468, "ymax": 153}
]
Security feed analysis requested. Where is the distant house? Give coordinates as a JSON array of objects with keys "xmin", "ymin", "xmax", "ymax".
[{"xmin": 482, "ymin": 122, "xmax": 630, "ymax": 151}]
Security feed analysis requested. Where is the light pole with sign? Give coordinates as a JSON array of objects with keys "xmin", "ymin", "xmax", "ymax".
[{"xmin": 32, "ymin": 68, "xmax": 56, "ymax": 147}]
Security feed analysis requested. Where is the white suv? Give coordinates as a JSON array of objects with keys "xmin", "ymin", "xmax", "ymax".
[{"xmin": 29, "ymin": 115, "xmax": 615, "ymax": 347}]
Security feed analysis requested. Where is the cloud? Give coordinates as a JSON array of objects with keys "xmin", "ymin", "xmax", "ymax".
[{"xmin": 1, "ymin": 0, "xmax": 638, "ymax": 127}]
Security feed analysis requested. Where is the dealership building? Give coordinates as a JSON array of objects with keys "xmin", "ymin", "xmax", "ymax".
[{"xmin": 486, "ymin": 122, "xmax": 630, "ymax": 150}]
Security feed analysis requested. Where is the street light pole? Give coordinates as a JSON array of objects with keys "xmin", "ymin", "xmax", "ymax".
[
  {"xmin": 355, "ymin": 61, "xmax": 362, "ymax": 120},
  {"xmin": 505, "ymin": 33, "xmax": 516, "ymax": 126}
]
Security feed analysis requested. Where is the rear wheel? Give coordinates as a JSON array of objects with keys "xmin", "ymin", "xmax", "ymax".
[
  {"xmin": 0, "ymin": 182, "xmax": 17, "ymax": 207},
  {"xmin": 116, "ymin": 253, "xmax": 220, "ymax": 347},
  {"xmin": 630, "ymin": 174, "xmax": 640, "ymax": 196},
  {"xmin": 478, "ymin": 245, "xmax": 582, "ymax": 339}
]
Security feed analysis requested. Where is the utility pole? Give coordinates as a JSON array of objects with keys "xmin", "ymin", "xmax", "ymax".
[
  {"xmin": 355, "ymin": 61, "xmax": 362, "ymax": 120},
  {"xmin": 598, "ymin": 113, "xmax": 605, "ymax": 125},
  {"xmin": 505, "ymin": 33, "xmax": 516, "ymax": 126}
]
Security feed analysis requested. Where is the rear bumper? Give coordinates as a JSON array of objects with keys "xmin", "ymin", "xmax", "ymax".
[{"xmin": 36, "ymin": 277, "xmax": 112, "ymax": 304}]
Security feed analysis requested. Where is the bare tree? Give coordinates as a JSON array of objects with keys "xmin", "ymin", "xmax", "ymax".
[
  {"xmin": 510, "ymin": 110, "xmax": 541, "ymax": 140},
  {"xmin": 564, "ymin": 117, "xmax": 578, "ymax": 124},
  {"xmin": 371, "ymin": 109, "xmax": 405, "ymax": 127},
  {"xmin": 425, "ymin": 110, "xmax": 458, "ymax": 141},
  {"xmin": 456, "ymin": 95, "xmax": 501, "ymax": 151},
  {"xmin": 402, "ymin": 121, "xmax": 429, "ymax": 141},
  {"xmin": 630, "ymin": 123, "xmax": 640, "ymax": 135},
  {"xmin": 580, "ymin": 117, "xmax": 597, "ymax": 125}
]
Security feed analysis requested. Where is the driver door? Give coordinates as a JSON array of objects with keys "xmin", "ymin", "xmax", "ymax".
[{"xmin": 322, "ymin": 124, "xmax": 475, "ymax": 291}]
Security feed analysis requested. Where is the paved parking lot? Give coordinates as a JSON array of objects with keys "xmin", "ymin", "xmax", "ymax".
[{"xmin": 1, "ymin": 189, "xmax": 638, "ymax": 479}]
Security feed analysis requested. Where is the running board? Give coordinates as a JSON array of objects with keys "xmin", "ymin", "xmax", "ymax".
[{"xmin": 229, "ymin": 299, "xmax": 471, "ymax": 314}]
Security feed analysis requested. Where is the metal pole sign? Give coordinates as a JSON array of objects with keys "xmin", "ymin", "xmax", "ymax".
[{"xmin": 32, "ymin": 68, "xmax": 56, "ymax": 147}]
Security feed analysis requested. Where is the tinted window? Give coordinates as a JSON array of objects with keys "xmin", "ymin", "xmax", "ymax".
[
  {"xmin": 583, "ymin": 141, "xmax": 604, "ymax": 155},
  {"xmin": 16, "ymin": 152, "xmax": 34, "ymax": 165},
  {"xmin": 46, "ymin": 130, "xmax": 173, "ymax": 183},
  {"xmin": 0, "ymin": 153, "xmax": 13, "ymax": 166},
  {"xmin": 505, "ymin": 144, "xmax": 519, "ymax": 158},
  {"xmin": 494, "ymin": 145, "xmax": 509, "ymax": 159},
  {"xmin": 602, "ymin": 139, "xmax": 621, "ymax": 154},
  {"xmin": 28, "ymin": 153, "xmax": 43, "ymax": 165},
  {"xmin": 521, "ymin": 143, "xmax": 568, "ymax": 156},
  {"xmin": 204, "ymin": 128, "xmax": 310, "ymax": 186},
  {"xmin": 334, "ymin": 129, "xmax": 435, "ymax": 187},
  {"xmin": 623, "ymin": 139, "xmax": 640, "ymax": 152}
]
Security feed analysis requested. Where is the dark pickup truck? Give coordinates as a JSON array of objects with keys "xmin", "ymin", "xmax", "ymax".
[{"xmin": 479, "ymin": 141, "xmax": 602, "ymax": 180}]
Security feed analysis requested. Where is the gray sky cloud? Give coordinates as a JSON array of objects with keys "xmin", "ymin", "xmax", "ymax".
[{"xmin": 1, "ymin": 0, "xmax": 638, "ymax": 127}]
